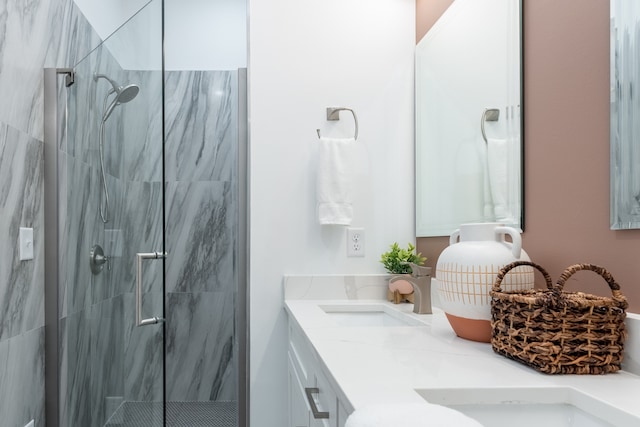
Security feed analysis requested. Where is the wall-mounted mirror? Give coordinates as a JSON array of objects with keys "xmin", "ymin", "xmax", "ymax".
[
  {"xmin": 611, "ymin": 0, "xmax": 640, "ymax": 230},
  {"xmin": 415, "ymin": 0, "xmax": 523, "ymax": 237}
]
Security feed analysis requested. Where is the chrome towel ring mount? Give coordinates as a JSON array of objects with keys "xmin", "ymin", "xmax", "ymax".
[
  {"xmin": 481, "ymin": 108, "xmax": 500, "ymax": 144},
  {"xmin": 316, "ymin": 107, "xmax": 359, "ymax": 140}
]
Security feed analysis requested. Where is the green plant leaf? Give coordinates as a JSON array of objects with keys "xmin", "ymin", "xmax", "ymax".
[{"xmin": 379, "ymin": 242, "xmax": 427, "ymax": 274}]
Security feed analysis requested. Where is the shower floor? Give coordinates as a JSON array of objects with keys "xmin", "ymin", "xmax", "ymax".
[{"xmin": 104, "ymin": 400, "xmax": 238, "ymax": 427}]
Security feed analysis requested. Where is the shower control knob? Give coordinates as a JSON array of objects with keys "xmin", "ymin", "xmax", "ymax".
[{"xmin": 89, "ymin": 244, "xmax": 110, "ymax": 275}]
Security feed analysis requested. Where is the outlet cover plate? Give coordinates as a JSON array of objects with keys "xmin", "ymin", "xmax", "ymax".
[
  {"xmin": 19, "ymin": 227, "xmax": 34, "ymax": 261},
  {"xmin": 347, "ymin": 228, "xmax": 365, "ymax": 257}
]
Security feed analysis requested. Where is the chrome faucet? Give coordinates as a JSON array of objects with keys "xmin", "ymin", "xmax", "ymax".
[{"xmin": 389, "ymin": 262, "xmax": 432, "ymax": 314}]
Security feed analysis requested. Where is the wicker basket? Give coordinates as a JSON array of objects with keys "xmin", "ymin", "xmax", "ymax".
[{"xmin": 490, "ymin": 261, "xmax": 628, "ymax": 374}]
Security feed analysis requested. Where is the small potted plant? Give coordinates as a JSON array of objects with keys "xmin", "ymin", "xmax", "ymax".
[{"xmin": 380, "ymin": 243, "xmax": 429, "ymax": 304}]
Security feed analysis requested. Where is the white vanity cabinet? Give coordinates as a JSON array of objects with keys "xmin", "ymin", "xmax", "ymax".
[{"xmin": 288, "ymin": 319, "xmax": 352, "ymax": 427}]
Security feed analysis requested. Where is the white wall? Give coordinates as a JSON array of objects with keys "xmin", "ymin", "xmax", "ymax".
[
  {"xmin": 249, "ymin": 0, "xmax": 416, "ymax": 425},
  {"xmin": 164, "ymin": 0, "xmax": 247, "ymax": 70}
]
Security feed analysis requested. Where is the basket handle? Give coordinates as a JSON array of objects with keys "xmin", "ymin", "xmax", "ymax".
[
  {"xmin": 492, "ymin": 260, "xmax": 553, "ymax": 292},
  {"xmin": 555, "ymin": 264, "xmax": 624, "ymax": 299}
]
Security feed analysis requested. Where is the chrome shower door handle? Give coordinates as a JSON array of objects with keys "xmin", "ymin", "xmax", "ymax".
[{"xmin": 136, "ymin": 251, "xmax": 167, "ymax": 327}]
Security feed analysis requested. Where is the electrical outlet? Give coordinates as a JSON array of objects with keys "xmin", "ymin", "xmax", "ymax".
[
  {"xmin": 19, "ymin": 227, "xmax": 34, "ymax": 261},
  {"xmin": 347, "ymin": 228, "xmax": 365, "ymax": 257}
]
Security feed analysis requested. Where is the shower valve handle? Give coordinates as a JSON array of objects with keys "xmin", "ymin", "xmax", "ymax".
[
  {"xmin": 89, "ymin": 244, "xmax": 111, "ymax": 274},
  {"xmin": 136, "ymin": 251, "xmax": 167, "ymax": 327}
]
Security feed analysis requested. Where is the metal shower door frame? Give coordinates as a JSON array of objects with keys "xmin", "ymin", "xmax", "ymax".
[{"xmin": 43, "ymin": 67, "xmax": 73, "ymax": 427}]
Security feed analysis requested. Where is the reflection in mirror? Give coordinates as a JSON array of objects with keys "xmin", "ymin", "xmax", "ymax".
[
  {"xmin": 611, "ymin": 1, "xmax": 640, "ymax": 229},
  {"xmin": 415, "ymin": 0, "xmax": 523, "ymax": 237}
]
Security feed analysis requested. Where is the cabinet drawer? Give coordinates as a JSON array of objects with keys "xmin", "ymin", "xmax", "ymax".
[
  {"xmin": 288, "ymin": 354, "xmax": 311, "ymax": 427},
  {"xmin": 289, "ymin": 321, "xmax": 316, "ymax": 384},
  {"xmin": 312, "ymin": 366, "xmax": 337, "ymax": 427},
  {"xmin": 337, "ymin": 399, "xmax": 348, "ymax": 427},
  {"xmin": 288, "ymin": 314, "xmax": 352, "ymax": 427}
]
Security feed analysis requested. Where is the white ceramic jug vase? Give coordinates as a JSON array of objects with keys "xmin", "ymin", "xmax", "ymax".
[{"xmin": 435, "ymin": 222, "xmax": 534, "ymax": 342}]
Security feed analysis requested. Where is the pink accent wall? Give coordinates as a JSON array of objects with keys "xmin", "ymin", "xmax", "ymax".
[
  {"xmin": 416, "ymin": 0, "xmax": 454, "ymax": 43},
  {"xmin": 416, "ymin": 0, "xmax": 640, "ymax": 311}
]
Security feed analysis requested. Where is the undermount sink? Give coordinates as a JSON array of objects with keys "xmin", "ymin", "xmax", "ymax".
[
  {"xmin": 415, "ymin": 387, "xmax": 638, "ymax": 427},
  {"xmin": 319, "ymin": 304, "xmax": 426, "ymax": 327}
]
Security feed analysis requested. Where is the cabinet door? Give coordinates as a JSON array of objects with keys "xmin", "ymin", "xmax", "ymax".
[
  {"xmin": 289, "ymin": 356, "xmax": 311, "ymax": 427},
  {"xmin": 337, "ymin": 399, "xmax": 349, "ymax": 427},
  {"xmin": 310, "ymin": 370, "xmax": 337, "ymax": 427}
]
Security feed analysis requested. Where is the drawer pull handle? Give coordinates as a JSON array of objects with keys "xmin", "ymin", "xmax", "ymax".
[{"xmin": 304, "ymin": 387, "xmax": 330, "ymax": 419}]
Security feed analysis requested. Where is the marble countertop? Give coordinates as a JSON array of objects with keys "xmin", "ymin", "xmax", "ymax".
[{"xmin": 284, "ymin": 297, "xmax": 640, "ymax": 426}]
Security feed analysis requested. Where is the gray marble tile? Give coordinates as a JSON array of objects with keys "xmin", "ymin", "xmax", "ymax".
[
  {"xmin": 59, "ymin": 152, "xmax": 102, "ymax": 317},
  {"xmin": 164, "ymin": 71, "xmax": 237, "ymax": 182},
  {"xmin": 0, "ymin": 0, "xmax": 57, "ymax": 140},
  {"xmin": 117, "ymin": 180, "xmax": 164, "ymax": 295},
  {"xmin": 122, "ymin": 69, "xmax": 163, "ymax": 183},
  {"xmin": 165, "ymin": 181, "xmax": 235, "ymax": 293},
  {"xmin": 165, "ymin": 291, "xmax": 236, "ymax": 402},
  {"xmin": 0, "ymin": 123, "xmax": 44, "ymax": 341},
  {"xmin": 0, "ymin": 327, "xmax": 45, "ymax": 427},
  {"xmin": 123, "ymin": 292, "xmax": 164, "ymax": 402},
  {"xmin": 75, "ymin": 66, "xmax": 161, "ymax": 184},
  {"xmin": 0, "ymin": 0, "xmax": 102, "ymax": 142},
  {"xmin": 90, "ymin": 295, "xmax": 124, "ymax": 427},
  {"xmin": 59, "ymin": 311, "xmax": 92, "ymax": 427},
  {"xmin": 66, "ymin": 44, "xmax": 124, "ymax": 171},
  {"xmin": 65, "ymin": 63, "xmax": 163, "ymax": 186},
  {"xmin": 101, "ymin": 111, "xmax": 126, "ymax": 182},
  {"xmin": 91, "ymin": 174, "xmax": 126, "ymax": 304},
  {"xmin": 46, "ymin": 0, "xmax": 103, "ymax": 68}
]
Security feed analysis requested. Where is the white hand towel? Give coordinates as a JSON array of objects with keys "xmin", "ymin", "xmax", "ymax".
[
  {"xmin": 487, "ymin": 138, "xmax": 509, "ymax": 221},
  {"xmin": 344, "ymin": 402, "xmax": 484, "ymax": 427},
  {"xmin": 317, "ymin": 137, "xmax": 355, "ymax": 225}
]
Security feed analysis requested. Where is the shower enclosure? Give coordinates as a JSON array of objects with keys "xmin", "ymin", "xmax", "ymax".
[{"xmin": 43, "ymin": 2, "xmax": 248, "ymax": 426}]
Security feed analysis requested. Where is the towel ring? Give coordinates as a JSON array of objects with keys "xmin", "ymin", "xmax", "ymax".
[
  {"xmin": 481, "ymin": 108, "xmax": 500, "ymax": 144},
  {"xmin": 316, "ymin": 107, "xmax": 359, "ymax": 140}
]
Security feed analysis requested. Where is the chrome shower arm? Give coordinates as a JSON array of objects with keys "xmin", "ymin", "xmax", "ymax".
[{"xmin": 94, "ymin": 73, "xmax": 120, "ymax": 93}]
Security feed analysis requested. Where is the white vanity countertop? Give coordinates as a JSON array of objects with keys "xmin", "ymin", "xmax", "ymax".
[{"xmin": 284, "ymin": 298, "xmax": 640, "ymax": 425}]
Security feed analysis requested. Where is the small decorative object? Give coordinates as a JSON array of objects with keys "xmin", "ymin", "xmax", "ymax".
[
  {"xmin": 380, "ymin": 243, "xmax": 427, "ymax": 304},
  {"xmin": 435, "ymin": 222, "xmax": 534, "ymax": 342},
  {"xmin": 491, "ymin": 261, "xmax": 628, "ymax": 375}
]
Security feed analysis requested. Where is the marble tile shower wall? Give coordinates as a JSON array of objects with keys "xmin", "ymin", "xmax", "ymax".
[
  {"xmin": 0, "ymin": 0, "xmax": 102, "ymax": 426},
  {"xmin": 59, "ymin": 42, "xmax": 134, "ymax": 427},
  {"xmin": 163, "ymin": 70, "xmax": 238, "ymax": 403},
  {"xmin": 59, "ymin": 66, "xmax": 239, "ymax": 426}
]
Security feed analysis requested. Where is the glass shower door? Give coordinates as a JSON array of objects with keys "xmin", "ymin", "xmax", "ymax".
[
  {"xmin": 58, "ymin": 2, "xmax": 166, "ymax": 426},
  {"xmin": 47, "ymin": 1, "xmax": 246, "ymax": 426}
]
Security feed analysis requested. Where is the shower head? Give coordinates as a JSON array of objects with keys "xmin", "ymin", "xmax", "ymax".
[
  {"xmin": 102, "ymin": 84, "xmax": 140, "ymax": 121},
  {"xmin": 94, "ymin": 73, "xmax": 140, "ymax": 121},
  {"xmin": 115, "ymin": 84, "xmax": 140, "ymax": 104}
]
